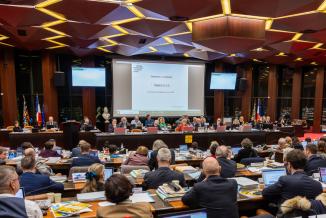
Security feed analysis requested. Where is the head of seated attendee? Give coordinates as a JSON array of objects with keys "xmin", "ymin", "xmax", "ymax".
[
  {"xmin": 143, "ymin": 148, "xmax": 186, "ymax": 190},
  {"xmin": 81, "ymin": 116, "xmax": 93, "ymax": 131},
  {"xmin": 130, "ymin": 115, "xmax": 142, "ymax": 129},
  {"xmin": 215, "ymin": 146, "xmax": 236, "ymax": 178},
  {"xmin": 0, "ymin": 148, "xmax": 7, "ymax": 165},
  {"xmin": 153, "ymin": 119, "xmax": 159, "ymax": 127},
  {"xmin": 317, "ymin": 140, "xmax": 326, "ymax": 158},
  {"xmin": 124, "ymin": 146, "xmax": 149, "ymax": 166},
  {"xmin": 175, "ymin": 118, "xmax": 190, "ymax": 132},
  {"xmin": 97, "ymin": 174, "xmax": 152, "ymax": 218},
  {"xmin": 239, "ymin": 116, "xmax": 245, "ymax": 125},
  {"xmin": 190, "ymin": 141, "xmax": 200, "ymax": 151},
  {"xmin": 209, "ymin": 141, "xmax": 219, "ymax": 158},
  {"xmin": 304, "ymin": 143, "xmax": 326, "ymax": 175},
  {"xmin": 216, "ymin": 117, "xmax": 222, "ymax": 127},
  {"xmin": 107, "ymin": 119, "xmax": 118, "ymax": 133},
  {"xmin": 71, "ymin": 140, "xmax": 101, "ymax": 167},
  {"xmin": 285, "ymin": 136, "xmax": 293, "ymax": 148},
  {"xmin": 234, "ymin": 138, "xmax": 258, "ymax": 163},
  {"xmin": 0, "ymin": 166, "xmax": 43, "ymax": 217},
  {"xmin": 144, "ymin": 114, "xmax": 154, "ymax": 127},
  {"xmin": 118, "ymin": 117, "xmax": 130, "ymax": 128},
  {"xmin": 13, "ymin": 120, "xmax": 23, "ymax": 132},
  {"xmin": 262, "ymin": 149, "xmax": 322, "ymax": 204},
  {"xmin": 278, "ymin": 137, "xmax": 289, "ymax": 150},
  {"xmin": 265, "ymin": 116, "xmax": 271, "ymax": 124},
  {"xmin": 200, "ymin": 116, "xmax": 207, "ymax": 125},
  {"xmin": 19, "ymin": 142, "xmax": 33, "ymax": 153},
  {"xmin": 149, "ymin": 139, "xmax": 175, "ymax": 170},
  {"xmin": 22, "ymin": 148, "xmax": 53, "ymax": 176},
  {"xmin": 81, "ymin": 163, "xmax": 105, "ymax": 193},
  {"xmin": 19, "ymin": 156, "xmax": 64, "ymax": 195},
  {"xmin": 182, "ymin": 157, "xmax": 238, "ymax": 218},
  {"xmin": 305, "ymin": 137, "xmax": 312, "ymax": 143},
  {"xmin": 39, "ymin": 140, "xmax": 61, "ymax": 158},
  {"xmin": 292, "ymin": 136, "xmax": 303, "ymax": 150},
  {"xmin": 46, "ymin": 116, "xmax": 58, "ymax": 129},
  {"xmin": 108, "ymin": 144, "xmax": 119, "ymax": 157},
  {"xmin": 158, "ymin": 117, "xmax": 167, "ymax": 130}
]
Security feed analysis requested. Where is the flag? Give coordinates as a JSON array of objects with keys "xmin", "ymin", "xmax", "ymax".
[
  {"xmin": 35, "ymin": 94, "xmax": 42, "ymax": 126},
  {"xmin": 41, "ymin": 104, "xmax": 45, "ymax": 127},
  {"xmin": 22, "ymin": 95, "xmax": 30, "ymax": 127},
  {"xmin": 251, "ymin": 99, "xmax": 256, "ymax": 120},
  {"xmin": 256, "ymin": 98, "xmax": 261, "ymax": 121}
]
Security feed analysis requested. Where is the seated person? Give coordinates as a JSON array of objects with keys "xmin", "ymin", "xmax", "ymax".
[
  {"xmin": 209, "ymin": 141, "xmax": 219, "ymax": 158},
  {"xmin": 107, "ymin": 119, "xmax": 117, "ymax": 133},
  {"xmin": 158, "ymin": 117, "xmax": 167, "ymax": 130},
  {"xmin": 304, "ymin": 143, "xmax": 326, "ymax": 175},
  {"xmin": 81, "ymin": 163, "xmax": 105, "ymax": 193},
  {"xmin": 317, "ymin": 140, "xmax": 326, "ymax": 159},
  {"xmin": 144, "ymin": 114, "xmax": 154, "ymax": 127},
  {"xmin": 19, "ymin": 156, "xmax": 64, "ymax": 195},
  {"xmin": 130, "ymin": 116, "xmax": 143, "ymax": 129},
  {"xmin": 216, "ymin": 146, "xmax": 236, "ymax": 178},
  {"xmin": 175, "ymin": 118, "xmax": 191, "ymax": 132},
  {"xmin": 123, "ymin": 146, "xmax": 149, "ymax": 166},
  {"xmin": 16, "ymin": 142, "xmax": 34, "ymax": 154},
  {"xmin": 239, "ymin": 115, "xmax": 245, "ymax": 125},
  {"xmin": 22, "ymin": 148, "xmax": 53, "ymax": 176},
  {"xmin": 97, "ymin": 174, "xmax": 152, "ymax": 218},
  {"xmin": 108, "ymin": 144, "xmax": 120, "ymax": 158},
  {"xmin": 182, "ymin": 157, "xmax": 238, "ymax": 218},
  {"xmin": 285, "ymin": 136, "xmax": 293, "ymax": 147},
  {"xmin": 71, "ymin": 143, "xmax": 81, "ymax": 158},
  {"xmin": 0, "ymin": 148, "xmax": 7, "ymax": 165},
  {"xmin": 148, "ymin": 139, "xmax": 175, "ymax": 170},
  {"xmin": 234, "ymin": 138, "xmax": 258, "ymax": 163},
  {"xmin": 262, "ymin": 149, "xmax": 322, "ymax": 204},
  {"xmin": 143, "ymin": 148, "xmax": 186, "ymax": 190},
  {"xmin": 231, "ymin": 118, "xmax": 240, "ymax": 129},
  {"xmin": 39, "ymin": 140, "xmax": 61, "ymax": 158},
  {"xmin": 292, "ymin": 136, "xmax": 304, "ymax": 150},
  {"xmin": 117, "ymin": 117, "xmax": 130, "ymax": 129},
  {"xmin": 71, "ymin": 140, "xmax": 101, "ymax": 167},
  {"xmin": 45, "ymin": 116, "xmax": 58, "ymax": 129},
  {"xmin": 192, "ymin": 117, "xmax": 204, "ymax": 130},
  {"xmin": 0, "ymin": 166, "xmax": 43, "ymax": 217},
  {"xmin": 13, "ymin": 120, "xmax": 23, "ymax": 132},
  {"xmin": 80, "ymin": 116, "xmax": 93, "ymax": 131}
]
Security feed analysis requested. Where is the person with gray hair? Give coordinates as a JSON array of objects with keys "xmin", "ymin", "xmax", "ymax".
[
  {"xmin": 216, "ymin": 146, "xmax": 237, "ymax": 178},
  {"xmin": 149, "ymin": 139, "xmax": 175, "ymax": 170},
  {"xmin": 0, "ymin": 166, "xmax": 42, "ymax": 217},
  {"xmin": 143, "ymin": 148, "xmax": 185, "ymax": 190}
]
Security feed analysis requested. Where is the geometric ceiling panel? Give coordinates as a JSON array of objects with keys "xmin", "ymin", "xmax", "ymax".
[
  {"xmin": 269, "ymin": 40, "xmax": 316, "ymax": 54},
  {"xmin": 222, "ymin": 56, "xmax": 248, "ymax": 65},
  {"xmin": 114, "ymin": 35, "xmax": 155, "ymax": 48},
  {"xmin": 272, "ymin": 12, "xmax": 326, "ymax": 33},
  {"xmin": 155, "ymin": 44, "xmax": 194, "ymax": 54},
  {"xmin": 0, "ymin": 5, "xmax": 55, "ymax": 27},
  {"xmin": 55, "ymin": 22, "xmax": 107, "ymax": 40},
  {"xmin": 231, "ymin": 0, "xmax": 324, "ymax": 17},
  {"xmin": 95, "ymin": 6, "xmax": 138, "ymax": 25},
  {"xmin": 264, "ymin": 54, "xmax": 296, "ymax": 64},
  {"xmin": 296, "ymin": 49, "xmax": 326, "ymax": 59},
  {"xmin": 135, "ymin": 0, "xmax": 223, "ymax": 20},
  {"xmin": 264, "ymin": 30, "xmax": 296, "ymax": 45},
  {"xmin": 1, "ymin": 25, "xmax": 53, "ymax": 43},
  {"xmin": 188, "ymin": 49, "xmax": 226, "ymax": 61},
  {"xmin": 110, "ymin": 44, "xmax": 139, "ymax": 56},
  {"xmin": 244, "ymin": 49, "xmax": 279, "ymax": 60},
  {"xmin": 46, "ymin": 0, "xmax": 119, "ymax": 24},
  {"xmin": 300, "ymin": 29, "xmax": 326, "ymax": 43}
]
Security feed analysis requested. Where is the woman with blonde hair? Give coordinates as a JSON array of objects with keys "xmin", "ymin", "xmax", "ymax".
[
  {"xmin": 81, "ymin": 163, "xmax": 105, "ymax": 193},
  {"xmin": 124, "ymin": 146, "xmax": 149, "ymax": 166}
]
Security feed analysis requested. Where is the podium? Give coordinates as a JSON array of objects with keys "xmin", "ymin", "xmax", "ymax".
[{"xmin": 62, "ymin": 121, "xmax": 80, "ymax": 150}]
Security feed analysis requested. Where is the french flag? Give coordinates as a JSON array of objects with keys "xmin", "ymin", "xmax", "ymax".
[
  {"xmin": 256, "ymin": 98, "xmax": 261, "ymax": 121},
  {"xmin": 35, "ymin": 94, "xmax": 42, "ymax": 126}
]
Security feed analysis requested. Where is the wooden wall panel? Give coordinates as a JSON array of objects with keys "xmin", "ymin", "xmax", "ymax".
[
  {"xmin": 313, "ymin": 67, "xmax": 324, "ymax": 132},
  {"xmin": 0, "ymin": 49, "xmax": 18, "ymax": 127},
  {"xmin": 214, "ymin": 63, "xmax": 224, "ymax": 120},
  {"xmin": 42, "ymin": 52, "xmax": 58, "ymax": 121},
  {"xmin": 291, "ymin": 68, "xmax": 302, "ymax": 120},
  {"xmin": 267, "ymin": 65, "xmax": 277, "ymax": 121},
  {"xmin": 241, "ymin": 65, "xmax": 253, "ymax": 121},
  {"xmin": 82, "ymin": 57, "xmax": 96, "ymax": 124}
]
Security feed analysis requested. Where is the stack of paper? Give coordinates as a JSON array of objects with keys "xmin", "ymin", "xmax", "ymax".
[
  {"xmin": 230, "ymin": 177, "xmax": 259, "ymax": 190},
  {"xmin": 129, "ymin": 192, "xmax": 155, "ymax": 203},
  {"xmin": 50, "ymin": 175, "xmax": 67, "ymax": 183},
  {"xmin": 77, "ymin": 191, "xmax": 106, "ymax": 202},
  {"xmin": 130, "ymin": 169, "xmax": 149, "ymax": 179},
  {"xmin": 156, "ymin": 184, "xmax": 186, "ymax": 202},
  {"xmin": 175, "ymin": 165, "xmax": 197, "ymax": 173},
  {"xmin": 51, "ymin": 201, "xmax": 91, "ymax": 218}
]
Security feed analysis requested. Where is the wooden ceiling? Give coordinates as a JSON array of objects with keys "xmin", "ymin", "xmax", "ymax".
[{"xmin": 0, "ymin": 0, "xmax": 325, "ymax": 65}]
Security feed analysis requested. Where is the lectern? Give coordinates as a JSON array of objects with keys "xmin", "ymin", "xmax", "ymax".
[{"xmin": 62, "ymin": 120, "xmax": 80, "ymax": 150}]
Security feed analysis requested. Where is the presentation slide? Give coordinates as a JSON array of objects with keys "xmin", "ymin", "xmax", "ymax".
[
  {"xmin": 210, "ymin": 72, "xmax": 237, "ymax": 90},
  {"xmin": 112, "ymin": 60, "xmax": 205, "ymax": 117},
  {"xmin": 72, "ymin": 67, "xmax": 106, "ymax": 87}
]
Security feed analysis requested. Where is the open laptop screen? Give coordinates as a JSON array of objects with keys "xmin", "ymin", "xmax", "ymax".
[
  {"xmin": 15, "ymin": 188, "xmax": 25, "ymax": 198},
  {"xmin": 262, "ymin": 169, "xmax": 286, "ymax": 187},
  {"xmin": 320, "ymin": 167, "xmax": 326, "ymax": 183}
]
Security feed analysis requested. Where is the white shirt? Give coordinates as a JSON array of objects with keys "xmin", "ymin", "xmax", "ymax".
[{"xmin": 0, "ymin": 194, "xmax": 43, "ymax": 218}]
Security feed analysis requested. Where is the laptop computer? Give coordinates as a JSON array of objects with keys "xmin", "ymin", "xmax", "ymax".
[
  {"xmin": 72, "ymin": 172, "xmax": 86, "ymax": 183},
  {"xmin": 319, "ymin": 167, "xmax": 326, "ymax": 183},
  {"xmin": 231, "ymin": 147, "xmax": 241, "ymax": 155},
  {"xmin": 262, "ymin": 169, "xmax": 286, "ymax": 187},
  {"xmin": 104, "ymin": 167, "xmax": 114, "ymax": 181},
  {"xmin": 157, "ymin": 209, "xmax": 207, "ymax": 218},
  {"xmin": 179, "ymin": 144, "xmax": 188, "ymax": 153}
]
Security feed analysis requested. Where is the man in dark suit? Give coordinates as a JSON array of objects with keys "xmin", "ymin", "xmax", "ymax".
[
  {"xmin": 71, "ymin": 140, "xmax": 101, "ymax": 167},
  {"xmin": 263, "ymin": 149, "xmax": 322, "ymax": 204},
  {"xmin": 304, "ymin": 143, "xmax": 326, "ymax": 175},
  {"xmin": 117, "ymin": 117, "xmax": 130, "ymax": 129},
  {"xmin": 45, "ymin": 116, "xmax": 58, "ymax": 129},
  {"xmin": 216, "ymin": 145, "xmax": 236, "ymax": 178},
  {"xmin": 182, "ymin": 157, "xmax": 238, "ymax": 218},
  {"xmin": 19, "ymin": 156, "xmax": 64, "ymax": 196},
  {"xmin": 143, "ymin": 148, "xmax": 186, "ymax": 190}
]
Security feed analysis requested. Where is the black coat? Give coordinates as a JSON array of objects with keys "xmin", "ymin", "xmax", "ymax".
[
  {"xmin": 305, "ymin": 154, "xmax": 326, "ymax": 175},
  {"xmin": 234, "ymin": 148, "xmax": 258, "ymax": 163},
  {"xmin": 148, "ymin": 149, "xmax": 176, "ymax": 170},
  {"xmin": 182, "ymin": 175, "xmax": 239, "ymax": 218}
]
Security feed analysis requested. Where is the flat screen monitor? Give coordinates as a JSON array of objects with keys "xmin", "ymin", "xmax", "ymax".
[
  {"xmin": 104, "ymin": 167, "xmax": 114, "ymax": 181},
  {"xmin": 72, "ymin": 67, "xmax": 106, "ymax": 87},
  {"xmin": 179, "ymin": 144, "xmax": 188, "ymax": 152},
  {"xmin": 210, "ymin": 72, "xmax": 237, "ymax": 90},
  {"xmin": 231, "ymin": 147, "xmax": 241, "ymax": 155},
  {"xmin": 320, "ymin": 167, "xmax": 326, "ymax": 183},
  {"xmin": 158, "ymin": 209, "xmax": 207, "ymax": 218},
  {"xmin": 262, "ymin": 169, "xmax": 286, "ymax": 187}
]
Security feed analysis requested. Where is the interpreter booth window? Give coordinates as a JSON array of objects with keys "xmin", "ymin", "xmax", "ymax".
[
  {"xmin": 322, "ymin": 70, "xmax": 326, "ymax": 126},
  {"xmin": 15, "ymin": 52, "xmax": 43, "ymax": 126},
  {"xmin": 252, "ymin": 65, "xmax": 269, "ymax": 116},
  {"xmin": 57, "ymin": 55, "xmax": 83, "ymax": 122},
  {"xmin": 300, "ymin": 67, "xmax": 317, "ymax": 126},
  {"xmin": 277, "ymin": 66, "xmax": 293, "ymax": 120}
]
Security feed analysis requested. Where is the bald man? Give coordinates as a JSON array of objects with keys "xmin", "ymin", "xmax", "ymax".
[{"xmin": 182, "ymin": 157, "xmax": 239, "ymax": 218}]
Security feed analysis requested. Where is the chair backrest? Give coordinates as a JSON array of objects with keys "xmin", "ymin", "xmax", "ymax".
[
  {"xmin": 68, "ymin": 166, "xmax": 89, "ymax": 180},
  {"xmin": 120, "ymin": 165, "xmax": 150, "ymax": 174},
  {"xmin": 240, "ymin": 157, "xmax": 265, "ymax": 166},
  {"xmin": 275, "ymin": 151, "xmax": 284, "ymax": 163}
]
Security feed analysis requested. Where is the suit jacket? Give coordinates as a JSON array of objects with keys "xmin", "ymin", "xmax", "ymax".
[
  {"xmin": 80, "ymin": 122, "xmax": 93, "ymax": 131},
  {"xmin": 143, "ymin": 167, "xmax": 186, "ymax": 190},
  {"xmin": 148, "ymin": 149, "xmax": 176, "ymax": 170},
  {"xmin": 71, "ymin": 154, "xmax": 101, "ymax": 167},
  {"xmin": 45, "ymin": 121, "xmax": 58, "ymax": 129},
  {"xmin": 234, "ymin": 148, "xmax": 258, "ymax": 163},
  {"xmin": 182, "ymin": 175, "xmax": 239, "ymax": 218},
  {"xmin": 218, "ymin": 157, "xmax": 237, "ymax": 178},
  {"xmin": 19, "ymin": 172, "xmax": 64, "ymax": 195},
  {"xmin": 305, "ymin": 154, "xmax": 326, "ymax": 175},
  {"xmin": 97, "ymin": 202, "xmax": 152, "ymax": 218},
  {"xmin": 71, "ymin": 147, "xmax": 81, "ymax": 157},
  {"xmin": 262, "ymin": 171, "xmax": 322, "ymax": 204},
  {"xmin": 117, "ymin": 122, "xmax": 131, "ymax": 129},
  {"xmin": 39, "ymin": 150, "xmax": 61, "ymax": 158}
]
